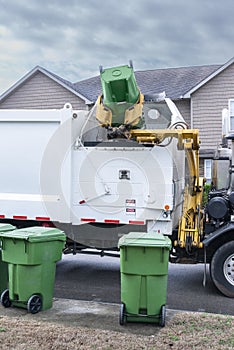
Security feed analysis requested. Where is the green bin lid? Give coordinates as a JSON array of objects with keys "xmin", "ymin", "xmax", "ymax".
[
  {"xmin": 0, "ymin": 223, "xmax": 16, "ymax": 232},
  {"xmin": 0, "ymin": 226, "xmax": 66, "ymax": 242},
  {"xmin": 118, "ymin": 232, "xmax": 171, "ymax": 248}
]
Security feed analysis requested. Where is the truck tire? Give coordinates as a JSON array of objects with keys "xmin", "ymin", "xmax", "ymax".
[{"xmin": 210, "ymin": 241, "xmax": 234, "ymax": 297}]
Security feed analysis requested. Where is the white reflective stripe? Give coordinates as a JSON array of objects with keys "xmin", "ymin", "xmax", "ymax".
[{"xmin": 0, "ymin": 193, "xmax": 59, "ymax": 202}]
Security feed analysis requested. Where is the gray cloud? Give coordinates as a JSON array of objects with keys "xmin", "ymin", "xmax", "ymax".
[{"xmin": 0, "ymin": 0, "xmax": 233, "ymax": 94}]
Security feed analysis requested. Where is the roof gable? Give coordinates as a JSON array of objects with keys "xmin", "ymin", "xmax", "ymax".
[
  {"xmin": 183, "ymin": 57, "xmax": 234, "ymax": 97},
  {"xmin": 0, "ymin": 66, "xmax": 92, "ymax": 104}
]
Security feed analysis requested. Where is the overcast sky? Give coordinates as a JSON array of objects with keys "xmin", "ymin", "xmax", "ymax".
[{"xmin": 0, "ymin": 0, "xmax": 233, "ymax": 94}]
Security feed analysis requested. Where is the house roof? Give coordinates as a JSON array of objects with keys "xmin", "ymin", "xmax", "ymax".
[
  {"xmin": 183, "ymin": 56, "xmax": 234, "ymax": 97},
  {"xmin": 136, "ymin": 64, "xmax": 222, "ymax": 100},
  {"xmin": 73, "ymin": 75, "xmax": 102, "ymax": 103},
  {"xmin": 1, "ymin": 58, "xmax": 233, "ymax": 105},
  {"xmin": 74, "ymin": 64, "xmax": 221, "ymax": 102},
  {"xmin": 0, "ymin": 66, "xmax": 92, "ymax": 105}
]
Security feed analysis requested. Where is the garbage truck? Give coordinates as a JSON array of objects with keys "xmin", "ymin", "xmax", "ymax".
[{"xmin": 0, "ymin": 62, "xmax": 234, "ymax": 297}]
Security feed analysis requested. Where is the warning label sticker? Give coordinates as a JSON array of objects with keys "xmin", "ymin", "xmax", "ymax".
[
  {"xmin": 125, "ymin": 199, "xmax": 136, "ymax": 206},
  {"xmin": 126, "ymin": 208, "xmax": 136, "ymax": 214},
  {"xmin": 126, "ymin": 200, "xmax": 136, "ymax": 215}
]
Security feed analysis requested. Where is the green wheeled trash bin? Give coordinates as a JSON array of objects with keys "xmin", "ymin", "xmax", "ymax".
[
  {"xmin": 0, "ymin": 226, "xmax": 66, "ymax": 314},
  {"xmin": 118, "ymin": 232, "xmax": 171, "ymax": 327},
  {"xmin": 0, "ymin": 224, "xmax": 16, "ymax": 295}
]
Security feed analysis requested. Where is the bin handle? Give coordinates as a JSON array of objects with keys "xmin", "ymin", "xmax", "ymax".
[
  {"xmin": 24, "ymin": 240, "xmax": 27, "ymax": 254},
  {"xmin": 161, "ymin": 247, "xmax": 165, "ymax": 263},
  {"xmin": 124, "ymin": 247, "xmax": 128, "ymax": 261}
]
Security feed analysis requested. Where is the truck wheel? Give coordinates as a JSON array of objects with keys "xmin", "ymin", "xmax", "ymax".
[{"xmin": 210, "ymin": 241, "xmax": 234, "ymax": 297}]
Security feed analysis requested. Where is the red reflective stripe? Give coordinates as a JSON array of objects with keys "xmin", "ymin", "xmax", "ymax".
[
  {"xmin": 81, "ymin": 218, "xmax": 96, "ymax": 222},
  {"xmin": 129, "ymin": 220, "xmax": 145, "ymax": 225},
  {"xmin": 0, "ymin": 215, "xmax": 5, "ymax": 218},
  {"xmin": 13, "ymin": 215, "xmax": 27, "ymax": 220},
  {"xmin": 104, "ymin": 219, "xmax": 120, "ymax": 224},
  {"xmin": 35, "ymin": 217, "xmax": 50, "ymax": 221}
]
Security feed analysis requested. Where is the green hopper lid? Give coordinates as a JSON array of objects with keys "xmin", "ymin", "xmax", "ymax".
[
  {"xmin": 0, "ymin": 226, "xmax": 66, "ymax": 242},
  {"xmin": 118, "ymin": 232, "xmax": 171, "ymax": 248}
]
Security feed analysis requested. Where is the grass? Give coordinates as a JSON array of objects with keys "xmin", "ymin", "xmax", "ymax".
[{"xmin": 0, "ymin": 311, "xmax": 234, "ymax": 349}]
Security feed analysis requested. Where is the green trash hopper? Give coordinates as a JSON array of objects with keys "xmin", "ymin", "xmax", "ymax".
[
  {"xmin": 100, "ymin": 64, "xmax": 140, "ymax": 106},
  {"xmin": 99, "ymin": 63, "xmax": 143, "ymax": 128}
]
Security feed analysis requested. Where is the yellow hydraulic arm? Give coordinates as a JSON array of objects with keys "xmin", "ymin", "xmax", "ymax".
[{"xmin": 130, "ymin": 128, "xmax": 204, "ymax": 250}]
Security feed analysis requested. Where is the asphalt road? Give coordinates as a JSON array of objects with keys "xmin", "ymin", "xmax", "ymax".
[{"xmin": 54, "ymin": 253, "xmax": 234, "ymax": 316}]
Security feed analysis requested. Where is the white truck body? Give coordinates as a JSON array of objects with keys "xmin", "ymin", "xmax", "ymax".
[{"xmin": 0, "ymin": 100, "xmax": 185, "ymax": 249}]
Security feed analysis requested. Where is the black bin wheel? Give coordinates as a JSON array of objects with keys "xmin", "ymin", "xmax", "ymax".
[
  {"xmin": 159, "ymin": 305, "xmax": 166, "ymax": 327},
  {"xmin": 27, "ymin": 294, "xmax": 42, "ymax": 314},
  {"xmin": 1, "ymin": 289, "xmax": 11, "ymax": 308},
  {"xmin": 119, "ymin": 303, "xmax": 127, "ymax": 325}
]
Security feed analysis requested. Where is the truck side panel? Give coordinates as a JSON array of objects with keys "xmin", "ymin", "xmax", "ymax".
[{"xmin": 0, "ymin": 107, "xmax": 82, "ymax": 223}]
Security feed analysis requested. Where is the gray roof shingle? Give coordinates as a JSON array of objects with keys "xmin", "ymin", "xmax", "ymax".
[
  {"xmin": 73, "ymin": 64, "xmax": 221, "ymax": 103},
  {"xmin": 73, "ymin": 76, "xmax": 101, "ymax": 103}
]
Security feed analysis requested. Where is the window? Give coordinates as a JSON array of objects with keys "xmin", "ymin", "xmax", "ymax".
[
  {"xmin": 204, "ymin": 159, "xmax": 212, "ymax": 183},
  {"xmin": 229, "ymin": 100, "xmax": 234, "ymax": 131}
]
